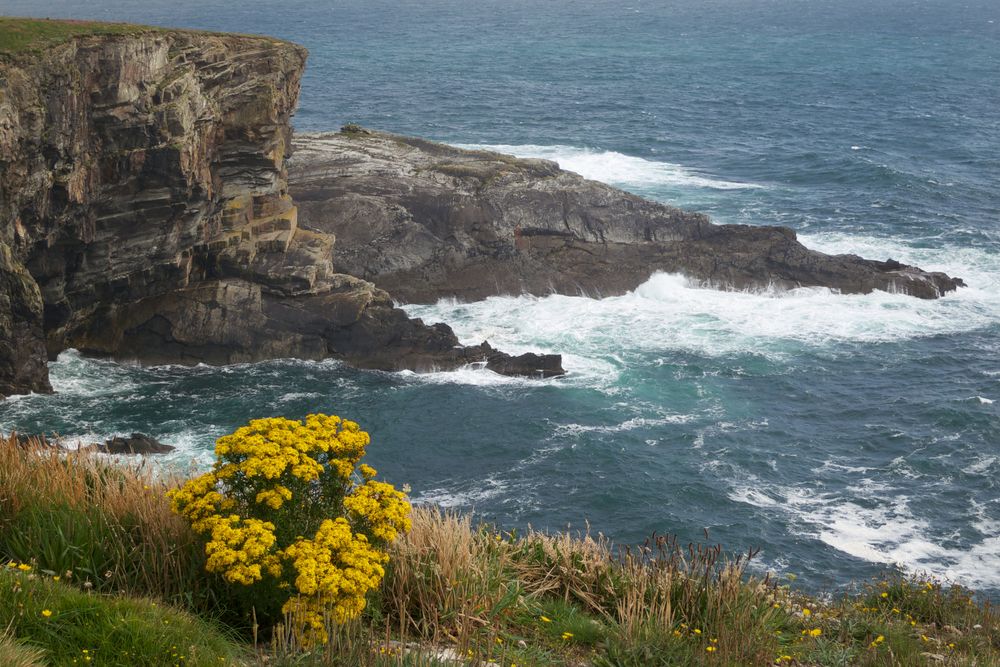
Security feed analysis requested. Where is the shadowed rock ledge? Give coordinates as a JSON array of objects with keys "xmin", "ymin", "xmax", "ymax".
[
  {"xmin": 0, "ymin": 23, "xmax": 561, "ymax": 398},
  {"xmin": 289, "ymin": 129, "xmax": 965, "ymax": 304}
]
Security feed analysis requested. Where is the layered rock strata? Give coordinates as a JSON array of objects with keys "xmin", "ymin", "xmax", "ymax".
[
  {"xmin": 0, "ymin": 28, "xmax": 561, "ymax": 397},
  {"xmin": 289, "ymin": 130, "xmax": 964, "ymax": 304}
]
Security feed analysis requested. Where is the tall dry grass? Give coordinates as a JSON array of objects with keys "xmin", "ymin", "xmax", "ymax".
[
  {"xmin": 381, "ymin": 508, "xmax": 790, "ymax": 664},
  {"xmin": 0, "ymin": 629, "xmax": 46, "ymax": 667},
  {"xmin": 0, "ymin": 434, "xmax": 218, "ymax": 612},
  {"xmin": 2, "ymin": 435, "xmax": 996, "ymax": 665},
  {"xmin": 382, "ymin": 508, "xmax": 518, "ymax": 642}
]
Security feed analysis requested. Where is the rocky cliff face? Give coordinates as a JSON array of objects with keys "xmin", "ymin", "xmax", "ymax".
[
  {"xmin": 289, "ymin": 130, "xmax": 965, "ymax": 304},
  {"xmin": 0, "ymin": 27, "xmax": 561, "ymax": 398}
]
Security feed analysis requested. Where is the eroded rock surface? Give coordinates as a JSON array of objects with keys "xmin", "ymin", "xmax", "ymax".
[
  {"xmin": 290, "ymin": 130, "xmax": 965, "ymax": 304},
  {"xmin": 0, "ymin": 28, "xmax": 558, "ymax": 397}
]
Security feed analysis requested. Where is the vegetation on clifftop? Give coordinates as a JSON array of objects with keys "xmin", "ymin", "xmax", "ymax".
[
  {"xmin": 0, "ymin": 17, "xmax": 161, "ymax": 56},
  {"xmin": 0, "ymin": 431, "xmax": 997, "ymax": 666},
  {"xmin": 0, "ymin": 16, "xmax": 297, "ymax": 59}
]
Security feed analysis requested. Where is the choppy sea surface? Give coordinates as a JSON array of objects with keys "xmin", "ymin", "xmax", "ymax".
[{"xmin": 2, "ymin": 0, "xmax": 998, "ymax": 598}]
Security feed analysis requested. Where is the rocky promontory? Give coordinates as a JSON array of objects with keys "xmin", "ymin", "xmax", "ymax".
[
  {"xmin": 289, "ymin": 129, "xmax": 964, "ymax": 304},
  {"xmin": 0, "ymin": 20, "xmax": 560, "ymax": 398},
  {"xmin": 0, "ymin": 19, "xmax": 964, "ymax": 398}
]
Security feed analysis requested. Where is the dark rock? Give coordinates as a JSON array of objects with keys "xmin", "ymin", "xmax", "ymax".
[
  {"xmin": 289, "ymin": 130, "xmax": 965, "ymax": 304},
  {"xmin": 10, "ymin": 433, "xmax": 56, "ymax": 448},
  {"xmin": 0, "ymin": 27, "xmax": 559, "ymax": 397},
  {"xmin": 486, "ymin": 350, "xmax": 566, "ymax": 378},
  {"xmin": 94, "ymin": 433, "xmax": 175, "ymax": 455}
]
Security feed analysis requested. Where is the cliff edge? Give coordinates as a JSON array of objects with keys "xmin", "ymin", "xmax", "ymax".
[{"xmin": 0, "ymin": 19, "xmax": 561, "ymax": 397}]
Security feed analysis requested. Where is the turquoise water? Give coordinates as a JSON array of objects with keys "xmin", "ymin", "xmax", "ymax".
[{"xmin": 2, "ymin": 0, "xmax": 999, "ymax": 598}]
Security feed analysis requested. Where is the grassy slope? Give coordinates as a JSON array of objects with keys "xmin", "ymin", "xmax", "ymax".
[
  {"xmin": 0, "ymin": 17, "xmax": 161, "ymax": 55},
  {"xmin": 0, "ymin": 437, "xmax": 997, "ymax": 666},
  {"xmin": 0, "ymin": 565, "xmax": 246, "ymax": 666}
]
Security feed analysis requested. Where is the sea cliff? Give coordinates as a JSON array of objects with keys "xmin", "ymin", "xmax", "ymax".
[
  {"xmin": 0, "ymin": 19, "xmax": 560, "ymax": 397},
  {"xmin": 0, "ymin": 18, "xmax": 964, "ymax": 399}
]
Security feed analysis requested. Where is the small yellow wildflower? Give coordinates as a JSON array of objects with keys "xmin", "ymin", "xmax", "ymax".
[
  {"xmin": 41, "ymin": 609, "xmax": 52, "ymax": 617},
  {"xmin": 17, "ymin": 563, "xmax": 31, "ymax": 571},
  {"xmin": 561, "ymin": 632, "xmax": 574, "ymax": 640},
  {"xmin": 808, "ymin": 628, "xmax": 822, "ymax": 637},
  {"xmin": 540, "ymin": 615, "xmax": 551, "ymax": 623},
  {"xmin": 802, "ymin": 608, "xmax": 811, "ymax": 616},
  {"xmin": 706, "ymin": 646, "xmax": 716, "ymax": 653},
  {"xmin": 880, "ymin": 592, "xmax": 888, "ymax": 598},
  {"xmin": 693, "ymin": 628, "xmax": 702, "ymax": 635}
]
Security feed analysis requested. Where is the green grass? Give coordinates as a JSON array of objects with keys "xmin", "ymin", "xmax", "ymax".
[
  {"xmin": 2, "ymin": 435, "xmax": 998, "ymax": 665},
  {"xmin": 0, "ymin": 565, "xmax": 246, "ymax": 666},
  {"xmin": 0, "ymin": 17, "xmax": 160, "ymax": 56}
]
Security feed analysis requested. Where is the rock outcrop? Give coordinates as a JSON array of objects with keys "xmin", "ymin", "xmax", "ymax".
[
  {"xmin": 289, "ymin": 130, "xmax": 965, "ymax": 304},
  {"xmin": 91, "ymin": 433, "xmax": 175, "ymax": 455},
  {"xmin": 0, "ymin": 24, "xmax": 561, "ymax": 397}
]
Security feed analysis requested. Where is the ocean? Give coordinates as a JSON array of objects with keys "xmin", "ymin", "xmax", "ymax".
[{"xmin": 2, "ymin": 0, "xmax": 998, "ymax": 599}]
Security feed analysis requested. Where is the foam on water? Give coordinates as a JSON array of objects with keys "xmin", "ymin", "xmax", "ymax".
[
  {"xmin": 454, "ymin": 143, "xmax": 763, "ymax": 191},
  {"xmin": 552, "ymin": 414, "xmax": 697, "ymax": 437},
  {"xmin": 47, "ymin": 349, "xmax": 140, "ymax": 397},
  {"xmin": 729, "ymin": 479, "xmax": 1000, "ymax": 591},
  {"xmin": 413, "ymin": 477, "xmax": 510, "ymax": 509},
  {"xmin": 404, "ymin": 248, "xmax": 1000, "ymax": 378}
]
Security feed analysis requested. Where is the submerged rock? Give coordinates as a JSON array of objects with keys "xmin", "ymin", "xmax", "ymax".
[{"xmin": 289, "ymin": 130, "xmax": 965, "ymax": 304}]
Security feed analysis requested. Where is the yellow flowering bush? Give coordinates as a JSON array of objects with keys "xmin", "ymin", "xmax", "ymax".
[{"xmin": 168, "ymin": 414, "xmax": 411, "ymax": 645}]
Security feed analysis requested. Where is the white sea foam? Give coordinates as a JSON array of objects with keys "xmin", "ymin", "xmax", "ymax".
[
  {"xmin": 405, "ymin": 245, "xmax": 1000, "ymax": 380},
  {"xmin": 412, "ymin": 477, "xmax": 509, "ymax": 509},
  {"xmin": 158, "ymin": 429, "xmax": 221, "ymax": 470},
  {"xmin": 454, "ymin": 143, "xmax": 763, "ymax": 191},
  {"xmin": 964, "ymin": 456, "xmax": 997, "ymax": 476},
  {"xmin": 279, "ymin": 391, "xmax": 323, "ymax": 402},
  {"xmin": 47, "ymin": 349, "xmax": 139, "ymax": 397},
  {"xmin": 729, "ymin": 480, "xmax": 1000, "ymax": 591},
  {"xmin": 974, "ymin": 396, "xmax": 995, "ymax": 405},
  {"xmin": 553, "ymin": 414, "xmax": 696, "ymax": 437}
]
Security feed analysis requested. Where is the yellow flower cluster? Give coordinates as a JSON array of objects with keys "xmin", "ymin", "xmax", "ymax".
[
  {"xmin": 280, "ymin": 517, "xmax": 389, "ymax": 644},
  {"xmin": 203, "ymin": 515, "xmax": 281, "ymax": 585},
  {"xmin": 344, "ymin": 480, "xmax": 413, "ymax": 542},
  {"xmin": 167, "ymin": 414, "xmax": 411, "ymax": 645}
]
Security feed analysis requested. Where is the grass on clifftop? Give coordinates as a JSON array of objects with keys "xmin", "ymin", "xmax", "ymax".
[
  {"xmin": 0, "ymin": 564, "xmax": 247, "ymax": 666},
  {"xmin": 1, "ymin": 434, "xmax": 998, "ymax": 665},
  {"xmin": 0, "ymin": 17, "xmax": 160, "ymax": 56}
]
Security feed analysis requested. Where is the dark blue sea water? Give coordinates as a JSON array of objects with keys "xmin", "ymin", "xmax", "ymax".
[{"xmin": 2, "ymin": 0, "xmax": 998, "ymax": 598}]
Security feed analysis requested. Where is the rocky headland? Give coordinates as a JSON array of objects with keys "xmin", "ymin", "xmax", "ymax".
[
  {"xmin": 289, "ymin": 129, "xmax": 965, "ymax": 304},
  {"xmin": 0, "ymin": 20, "xmax": 560, "ymax": 398},
  {"xmin": 0, "ymin": 19, "xmax": 963, "ymax": 398}
]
